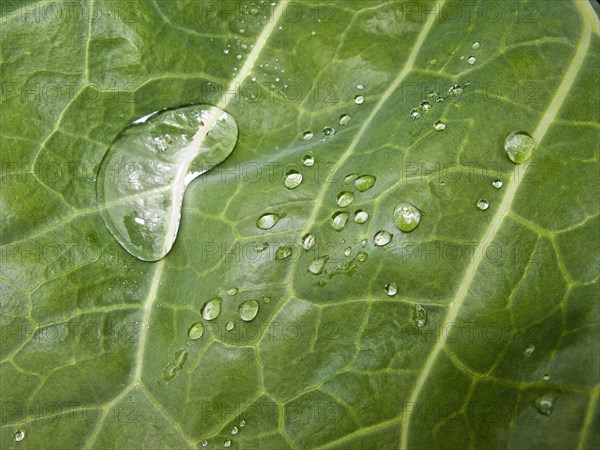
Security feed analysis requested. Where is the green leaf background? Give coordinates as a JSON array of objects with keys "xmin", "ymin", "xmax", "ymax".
[{"xmin": 1, "ymin": 0, "xmax": 599, "ymax": 448}]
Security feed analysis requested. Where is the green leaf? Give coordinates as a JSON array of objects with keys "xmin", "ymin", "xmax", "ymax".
[{"xmin": 1, "ymin": 1, "xmax": 599, "ymax": 449}]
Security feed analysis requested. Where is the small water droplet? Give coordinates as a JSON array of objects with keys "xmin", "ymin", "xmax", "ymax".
[
  {"xmin": 14, "ymin": 430, "xmax": 25, "ymax": 442},
  {"xmin": 203, "ymin": 297, "xmax": 222, "ymax": 321},
  {"xmin": 429, "ymin": 58, "xmax": 438, "ymax": 66},
  {"xmin": 504, "ymin": 131, "xmax": 536, "ymax": 164},
  {"xmin": 360, "ymin": 239, "xmax": 368, "ymax": 247},
  {"xmin": 385, "ymin": 282, "xmax": 398, "ymax": 296},
  {"xmin": 467, "ymin": 56, "xmax": 477, "ymax": 64},
  {"xmin": 355, "ymin": 95, "xmax": 365, "ymax": 104},
  {"xmin": 201, "ymin": 440, "xmax": 208, "ymax": 447},
  {"xmin": 354, "ymin": 209, "xmax": 369, "ymax": 224},
  {"xmin": 420, "ymin": 100, "xmax": 431, "ymax": 111},
  {"xmin": 393, "ymin": 202, "xmax": 421, "ymax": 232},
  {"xmin": 355, "ymin": 174, "xmax": 376, "ymax": 192},
  {"xmin": 256, "ymin": 242, "xmax": 269, "ymax": 252},
  {"xmin": 356, "ymin": 251, "xmax": 368, "ymax": 262},
  {"xmin": 257, "ymin": 213, "xmax": 280, "ymax": 229},
  {"xmin": 471, "ymin": 41, "xmax": 481, "ymax": 50},
  {"xmin": 339, "ymin": 114, "xmax": 352, "ymax": 126},
  {"xmin": 262, "ymin": 296, "xmax": 271, "ymax": 304},
  {"xmin": 414, "ymin": 304, "xmax": 427, "ymax": 328},
  {"xmin": 308, "ymin": 256, "xmax": 329, "ymax": 275},
  {"xmin": 284, "ymin": 170, "xmax": 303, "ymax": 189},
  {"xmin": 357, "ymin": 83, "xmax": 365, "ymax": 90},
  {"xmin": 373, "ymin": 230, "xmax": 392, "ymax": 247},
  {"xmin": 543, "ymin": 374, "xmax": 550, "ymax": 382},
  {"xmin": 535, "ymin": 394, "xmax": 556, "ymax": 416},
  {"xmin": 303, "ymin": 155, "xmax": 314, "ymax": 167},
  {"xmin": 343, "ymin": 174, "xmax": 358, "ymax": 185},
  {"xmin": 343, "ymin": 247, "xmax": 352, "ymax": 257},
  {"xmin": 410, "ymin": 108, "xmax": 421, "ymax": 119},
  {"xmin": 239, "ymin": 299, "xmax": 259, "ymax": 321},
  {"xmin": 231, "ymin": 426, "xmax": 239, "ymax": 435},
  {"xmin": 235, "ymin": 53, "xmax": 242, "ymax": 60},
  {"xmin": 302, "ymin": 233, "xmax": 315, "ymax": 250},
  {"xmin": 188, "ymin": 322, "xmax": 205, "ymax": 340},
  {"xmin": 302, "ymin": 131, "xmax": 314, "ymax": 140},
  {"xmin": 226, "ymin": 321, "xmax": 235, "ymax": 331},
  {"xmin": 492, "ymin": 180, "xmax": 503, "ymax": 189},
  {"xmin": 331, "ymin": 211, "xmax": 349, "ymax": 231},
  {"xmin": 448, "ymin": 84, "xmax": 463, "ymax": 97},
  {"xmin": 523, "ymin": 344, "xmax": 535, "ymax": 357},
  {"xmin": 239, "ymin": 419, "xmax": 246, "ymax": 427},
  {"xmin": 336, "ymin": 191, "xmax": 355, "ymax": 207},
  {"xmin": 223, "ymin": 49, "xmax": 230, "ymax": 55},
  {"xmin": 224, "ymin": 439, "xmax": 232, "ymax": 448},
  {"xmin": 227, "ymin": 287, "xmax": 238, "ymax": 296},
  {"xmin": 275, "ymin": 246, "xmax": 292, "ymax": 259},
  {"xmin": 323, "ymin": 126, "xmax": 336, "ymax": 136},
  {"xmin": 433, "ymin": 120, "xmax": 446, "ymax": 131},
  {"xmin": 476, "ymin": 199, "xmax": 489, "ymax": 211}
]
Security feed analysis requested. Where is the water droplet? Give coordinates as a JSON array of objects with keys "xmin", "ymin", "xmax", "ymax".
[
  {"xmin": 275, "ymin": 246, "xmax": 292, "ymax": 259},
  {"xmin": 504, "ymin": 131, "xmax": 536, "ymax": 164},
  {"xmin": 471, "ymin": 41, "xmax": 480, "ymax": 50},
  {"xmin": 523, "ymin": 344, "xmax": 535, "ymax": 357},
  {"xmin": 360, "ymin": 239, "xmax": 367, "ymax": 247},
  {"xmin": 429, "ymin": 58, "xmax": 438, "ymax": 66},
  {"xmin": 284, "ymin": 170, "xmax": 303, "ymax": 189},
  {"xmin": 339, "ymin": 114, "xmax": 352, "ymax": 125},
  {"xmin": 223, "ymin": 49, "xmax": 230, "ymax": 54},
  {"xmin": 231, "ymin": 426, "xmax": 239, "ymax": 435},
  {"xmin": 492, "ymin": 180, "xmax": 503, "ymax": 189},
  {"xmin": 543, "ymin": 374, "xmax": 550, "ymax": 382},
  {"xmin": 385, "ymin": 283, "xmax": 398, "ymax": 296},
  {"xmin": 331, "ymin": 212, "xmax": 349, "ymax": 231},
  {"xmin": 239, "ymin": 419, "xmax": 246, "ymax": 427},
  {"xmin": 467, "ymin": 56, "xmax": 477, "ymax": 64},
  {"xmin": 302, "ymin": 155, "xmax": 314, "ymax": 167},
  {"xmin": 224, "ymin": 439, "xmax": 232, "ymax": 448},
  {"xmin": 354, "ymin": 209, "xmax": 369, "ymax": 224},
  {"xmin": 433, "ymin": 120, "xmax": 446, "ymax": 131},
  {"xmin": 262, "ymin": 296, "xmax": 271, "ymax": 304},
  {"xmin": 302, "ymin": 233, "xmax": 315, "ymax": 250},
  {"xmin": 355, "ymin": 174, "xmax": 376, "ymax": 192},
  {"xmin": 343, "ymin": 247, "xmax": 352, "ymax": 257},
  {"xmin": 323, "ymin": 126, "xmax": 336, "ymax": 136},
  {"xmin": 535, "ymin": 394, "xmax": 556, "ymax": 416},
  {"xmin": 476, "ymin": 199, "xmax": 489, "ymax": 211},
  {"xmin": 343, "ymin": 174, "xmax": 358, "ymax": 185},
  {"xmin": 14, "ymin": 430, "xmax": 25, "ymax": 442},
  {"xmin": 256, "ymin": 242, "xmax": 269, "ymax": 252},
  {"xmin": 235, "ymin": 53, "xmax": 242, "ymax": 60},
  {"xmin": 163, "ymin": 349, "xmax": 188, "ymax": 381},
  {"xmin": 239, "ymin": 299, "xmax": 259, "ymax": 322},
  {"xmin": 97, "ymin": 105, "xmax": 238, "ymax": 261},
  {"xmin": 414, "ymin": 304, "xmax": 427, "ymax": 328},
  {"xmin": 357, "ymin": 83, "xmax": 365, "ymax": 90},
  {"xmin": 410, "ymin": 108, "xmax": 421, "ymax": 119},
  {"xmin": 227, "ymin": 287, "xmax": 238, "ymax": 296},
  {"xmin": 203, "ymin": 297, "xmax": 222, "ymax": 321},
  {"xmin": 201, "ymin": 440, "xmax": 208, "ymax": 447},
  {"xmin": 256, "ymin": 213, "xmax": 280, "ymax": 229},
  {"xmin": 374, "ymin": 230, "xmax": 392, "ymax": 247},
  {"xmin": 336, "ymin": 191, "xmax": 355, "ymax": 207},
  {"xmin": 448, "ymin": 84, "xmax": 463, "ymax": 97},
  {"xmin": 420, "ymin": 100, "xmax": 431, "ymax": 111},
  {"xmin": 226, "ymin": 321, "xmax": 234, "ymax": 331},
  {"xmin": 393, "ymin": 202, "xmax": 421, "ymax": 233},
  {"xmin": 302, "ymin": 130, "xmax": 314, "ymax": 140},
  {"xmin": 308, "ymin": 256, "xmax": 329, "ymax": 275},
  {"xmin": 188, "ymin": 322, "xmax": 205, "ymax": 340},
  {"xmin": 355, "ymin": 95, "xmax": 365, "ymax": 104}
]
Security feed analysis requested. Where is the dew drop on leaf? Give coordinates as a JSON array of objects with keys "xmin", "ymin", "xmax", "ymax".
[
  {"xmin": 339, "ymin": 114, "xmax": 352, "ymax": 125},
  {"xmin": 203, "ymin": 297, "xmax": 222, "ymax": 321},
  {"xmin": 433, "ymin": 120, "xmax": 446, "ymax": 131},
  {"xmin": 420, "ymin": 100, "xmax": 431, "ymax": 111},
  {"xmin": 275, "ymin": 246, "xmax": 292, "ymax": 259},
  {"xmin": 410, "ymin": 108, "xmax": 421, "ymax": 119},
  {"xmin": 239, "ymin": 419, "xmax": 246, "ymax": 427},
  {"xmin": 284, "ymin": 170, "xmax": 303, "ymax": 189},
  {"xmin": 535, "ymin": 394, "xmax": 556, "ymax": 416},
  {"xmin": 414, "ymin": 304, "xmax": 427, "ymax": 328},
  {"xmin": 188, "ymin": 322, "xmax": 205, "ymax": 340},
  {"xmin": 343, "ymin": 247, "xmax": 352, "ymax": 257},
  {"xmin": 302, "ymin": 233, "xmax": 315, "ymax": 250},
  {"xmin": 356, "ymin": 251, "xmax": 368, "ymax": 262},
  {"xmin": 308, "ymin": 256, "xmax": 329, "ymax": 275},
  {"xmin": 354, "ymin": 209, "xmax": 369, "ymax": 224},
  {"xmin": 344, "ymin": 173, "xmax": 358, "ymax": 185},
  {"xmin": 374, "ymin": 230, "xmax": 392, "ymax": 247},
  {"xmin": 226, "ymin": 321, "xmax": 234, "ymax": 331},
  {"xmin": 355, "ymin": 95, "xmax": 365, "ymax": 104},
  {"xmin": 323, "ymin": 126, "xmax": 336, "ymax": 136},
  {"xmin": 543, "ymin": 374, "xmax": 550, "ymax": 382},
  {"xmin": 331, "ymin": 211, "xmax": 349, "ymax": 231},
  {"xmin": 231, "ymin": 426, "xmax": 239, "ymax": 435},
  {"xmin": 504, "ymin": 131, "xmax": 536, "ymax": 164},
  {"xmin": 302, "ymin": 155, "xmax": 314, "ymax": 166},
  {"xmin": 163, "ymin": 350, "xmax": 188, "ymax": 381},
  {"xmin": 523, "ymin": 344, "xmax": 535, "ymax": 357},
  {"xmin": 355, "ymin": 174, "xmax": 376, "ymax": 192},
  {"xmin": 336, "ymin": 191, "xmax": 355, "ymax": 207},
  {"xmin": 448, "ymin": 84, "xmax": 463, "ymax": 97},
  {"xmin": 201, "ymin": 440, "xmax": 208, "ymax": 447},
  {"xmin": 224, "ymin": 439, "xmax": 232, "ymax": 448},
  {"xmin": 302, "ymin": 130, "xmax": 314, "ymax": 140},
  {"xmin": 256, "ymin": 213, "xmax": 280, "ymax": 229},
  {"xmin": 476, "ymin": 199, "xmax": 490, "ymax": 211},
  {"xmin": 467, "ymin": 56, "xmax": 477, "ymax": 64},
  {"xmin": 472, "ymin": 41, "xmax": 481, "ymax": 50},
  {"xmin": 385, "ymin": 282, "xmax": 398, "ymax": 296},
  {"xmin": 357, "ymin": 83, "xmax": 365, "ymax": 90},
  {"xmin": 239, "ymin": 300, "xmax": 259, "ymax": 321},
  {"xmin": 492, "ymin": 180, "xmax": 503, "ymax": 189},
  {"xmin": 14, "ymin": 430, "xmax": 25, "ymax": 442},
  {"xmin": 393, "ymin": 202, "xmax": 421, "ymax": 232},
  {"xmin": 227, "ymin": 287, "xmax": 238, "ymax": 296}
]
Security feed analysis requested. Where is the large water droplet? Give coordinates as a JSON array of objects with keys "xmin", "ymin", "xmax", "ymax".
[
  {"xmin": 385, "ymin": 283, "xmax": 397, "ymax": 296},
  {"xmin": 239, "ymin": 300, "xmax": 259, "ymax": 321},
  {"xmin": 275, "ymin": 246, "xmax": 292, "ymax": 259},
  {"xmin": 433, "ymin": 120, "xmax": 446, "ymax": 131},
  {"xmin": 302, "ymin": 155, "xmax": 314, "ymax": 167},
  {"xmin": 504, "ymin": 131, "xmax": 536, "ymax": 164},
  {"xmin": 231, "ymin": 426, "xmax": 239, "ymax": 435},
  {"xmin": 393, "ymin": 202, "xmax": 421, "ymax": 232},
  {"xmin": 467, "ymin": 56, "xmax": 477, "ymax": 64},
  {"xmin": 203, "ymin": 297, "xmax": 222, "ymax": 320},
  {"xmin": 355, "ymin": 174, "xmax": 376, "ymax": 192},
  {"xmin": 414, "ymin": 304, "xmax": 427, "ymax": 328},
  {"xmin": 523, "ymin": 344, "xmax": 535, "ymax": 357},
  {"xmin": 284, "ymin": 170, "xmax": 303, "ymax": 189},
  {"xmin": 331, "ymin": 212, "xmax": 349, "ymax": 231},
  {"xmin": 163, "ymin": 349, "xmax": 188, "ymax": 381},
  {"xmin": 14, "ymin": 430, "xmax": 25, "ymax": 442},
  {"xmin": 308, "ymin": 256, "xmax": 329, "ymax": 275},
  {"xmin": 323, "ymin": 126, "xmax": 336, "ymax": 136},
  {"xmin": 256, "ymin": 213, "xmax": 280, "ymax": 229},
  {"xmin": 535, "ymin": 394, "xmax": 556, "ymax": 416},
  {"xmin": 374, "ymin": 230, "xmax": 392, "ymax": 247},
  {"xmin": 188, "ymin": 322, "xmax": 205, "ymax": 340},
  {"xmin": 336, "ymin": 191, "xmax": 355, "ymax": 207},
  {"xmin": 302, "ymin": 233, "xmax": 315, "ymax": 250},
  {"xmin": 96, "ymin": 104, "xmax": 238, "ymax": 261},
  {"xmin": 476, "ymin": 199, "xmax": 489, "ymax": 211},
  {"xmin": 339, "ymin": 114, "xmax": 352, "ymax": 125},
  {"xmin": 355, "ymin": 95, "xmax": 365, "ymax": 104},
  {"xmin": 354, "ymin": 209, "xmax": 369, "ymax": 224},
  {"xmin": 302, "ymin": 131, "xmax": 314, "ymax": 140}
]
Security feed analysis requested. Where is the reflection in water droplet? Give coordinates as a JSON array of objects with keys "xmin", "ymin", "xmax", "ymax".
[
  {"xmin": 523, "ymin": 344, "xmax": 535, "ymax": 357},
  {"xmin": 308, "ymin": 256, "xmax": 329, "ymax": 275},
  {"xmin": 433, "ymin": 120, "xmax": 446, "ymax": 131},
  {"xmin": 257, "ymin": 213, "xmax": 280, "ymax": 229},
  {"xmin": 472, "ymin": 41, "xmax": 480, "ymax": 50},
  {"xmin": 535, "ymin": 394, "xmax": 556, "ymax": 416},
  {"xmin": 331, "ymin": 212, "xmax": 349, "ymax": 231},
  {"xmin": 227, "ymin": 287, "xmax": 238, "ymax": 296},
  {"xmin": 96, "ymin": 104, "xmax": 238, "ymax": 261},
  {"xmin": 226, "ymin": 321, "xmax": 234, "ymax": 331},
  {"xmin": 336, "ymin": 191, "xmax": 355, "ymax": 207},
  {"xmin": 188, "ymin": 322, "xmax": 205, "ymax": 340},
  {"xmin": 339, "ymin": 114, "xmax": 352, "ymax": 125},
  {"xmin": 14, "ymin": 430, "xmax": 25, "ymax": 442},
  {"xmin": 356, "ymin": 251, "xmax": 368, "ymax": 262},
  {"xmin": 393, "ymin": 203, "xmax": 421, "ymax": 232},
  {"xmin": 239, "ymin": 300, "xmax": 259, "ymax": 321},
  {"xmin": 467, "ymin": 56, "xmax": 477, "ymax": 64},
  {"xmin": 275, "ymin": 246, "xmax": 292, "ymax": 259},
  {"xmin": 224, "ymin": 439, "xmax": 232, "ymax": 448},
  {"xmin": 410, "ymin": 108, "xmax": 421, "ymax": 119},
  {"xmin": 203, "ymin": 297, "xmax": 222, "ymax": 320},
  {"xmin": 374, "ymin": 230, "xmax": 392, "ymax": 247},
  {"xmin": 231, "ymin": 426, "xmax": 239, "ymax": 435},
  {"xmin": 504, "ymin": 131, "xmax": 536, "ymax": 164},
  {"xmin": 355, "ymin": 95, "xmax": 365, "ymax": 104},
  {"xmin": 303, "ymin": 155, "xmax": 314, "ymax": 167},
  {"xmin": 355, "ymin": 175, "xmax": 376, "ymax": 192},
  {"xmin": 284, "ymin": 170, "xmax": 303, "ymax": 189},
  {"xmin": 323, "ymin": 126, "xmax": 336, "ymax": 136},
  {"xmin": 385, "ymin": 283, "xmax": 398, "ymax": 296},
  {"xmin": 302, "ymin": 233, "xmax": 315, "ymax": 250},
  {"xmin": 492, "ymin": 180, "xmax": 503, "ymax": 189},
  {"xmin": 303, "ymin": 131, "xmax": 314, "ymax": 140},
  {"xmin": 354, "ymin": 209, "xmax": 369, "ymax": 224},
  {"xmin": 414, "ymin": 304, "xmax": 427, "ymax": 328},
  {"xmin": 476, "ymin": 199, "xmax": 489, "ymax": 211}
]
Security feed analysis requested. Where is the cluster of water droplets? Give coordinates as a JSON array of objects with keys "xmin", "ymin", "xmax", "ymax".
[{"xmin": 201, "ymin": 418, "xmax": 247, "ymax": 448}]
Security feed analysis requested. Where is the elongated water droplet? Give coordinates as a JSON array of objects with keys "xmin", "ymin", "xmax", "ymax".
[
  {"xmin": 355, "ymin": 95, "xmax": 365, "ymax": 104},
  {"xmin": 302, "ymin": 233, "xmax": 315, "ymax": 250},
  {"xmin": 355, "ymin": 174, "xmax": 376, "ymax": 192},
  {"xmin": 523, "ymin": 344, "xmax": 535, "ymax": 357},
  {"xmin": 323, "ymin": 126, "xmax": 336, "ymax": 136},
  {"xmin": 231, "ymin": 426, "xmax": 239, "ymax": 435},
  {"xmin": 203, "ymin": 297, "xmax": 222, "ymax": 321},
  {"xmin": 226, "ymin": 321, "xmax": 234, "ymax": 331},
  {"xmin": 303, "ymin": 155, "xmax": 314, "ymax": 167},
  {"xmin": 331, "ymin": 212, "xmax": 349, "ymax": 231},
  {"xmin": 357, "ymin": 83, "xmax": 365, "ymax": 90},
  {"xmin": 433, "ymin": 120, "xmax": 446, "ymax": 131},
  {"xmin": 410, "ymin": 108, "xmax": 421, "ymax": 119},
  {"xmin": 302, "ymin": 131, "xmax": 314, "ymax": 140},
  {"xmin": 257, "ymin": 213, "xmax": 280, "ymax": 229},
  {"xmin": 504, "ymin": 131, "xmax": 536, "ymax": 164},
  {"xmin": 385, "ymin": 282, "xmax": 397, "ymax": 296},
  {"xmin": 467, "ymin": 56, "xmax": 477, "ymax": 64},
  {"xmin": 535, "ymin": 394, "xmax": 556, "ymax": 416},
  {"xmin": 336, "ymin": 191, "xmax": 355, "ymax": 207},
  {"xmin": 360, "ymin": 239, "xmax": 368, "ymax": 247},
  {"xmin": 420, "ymin": 100, "xmax": 431, "ymax": 111},
  {"xmin": 343, "ymin": 247, "xmax": 351, "ymax": 257},
  {"xmin": 393, "ymin": 202, "xmax": 421, "ymax": 232},
  {"xmin": 284, "ymin": 170, "xmax": 302, "ymax": 189},
  {"xmin": 224, "ymin": 439, "xmax": 232, "ymax": 448},
  {"xmin": 448, "ymin": 84, "xmax": 463, "ymax": 97},
  {"xmin": 239, "ymin": 419, "xmax": 246, "ymax": 427},
  {"xmin": 476, "ymin": 199, "xmax": 489, "ymax": 211},
  {"xmin": 14, "ymin": 430, "xmax": 25, "ymax": 442},
  {"xmin": 374, "ymin": 230, "xmax": 392, "ymax": 247},
  {"xmin": 97, "ymin": 104, "xmax": 238, "ymax": 261},
  {"xmin": 163, "ymin": 349, "xmax": 188, "ymax": 381},
  {"xmin": 356, "ymin": 251, "xmax": 368, "ymax": 262},
  {"xmin": 472, "ymin": 41, "xmax": 480, "ymax": 50},
  {"xmin": 239, "ymin": 299, "xmax": 259, "ymax": 321},
  {"xmin": 492, "ymin": 180, "xmax": 503, "ymax": 189},
  {"xmin": 414, "ymin": 304, "xmax": 427, "ymax": 328},
  {"xmin": 227, "ymin": 287, "xmax": 238, "ymax": 296},
  {"xmin": 343, "ymin": 174, "xmax": 358, "ymax": 185},
  {"xmin": 339, "ymin": 114, "xmax": 352, "ymax": 125},
  {"xmin": 275, "ymin": 246, "xmax": 292, "ymax": 259},
  {"xmin": 308, "ymin": 256, "xmax": 329, "ymax": 275},
  {"xmin": 188, "ymin": 322, "xmax": 205, "ymax": 340},
  {"xmin": 354, "ymin": 209, "xmax": 369, "ymax": 224}
]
